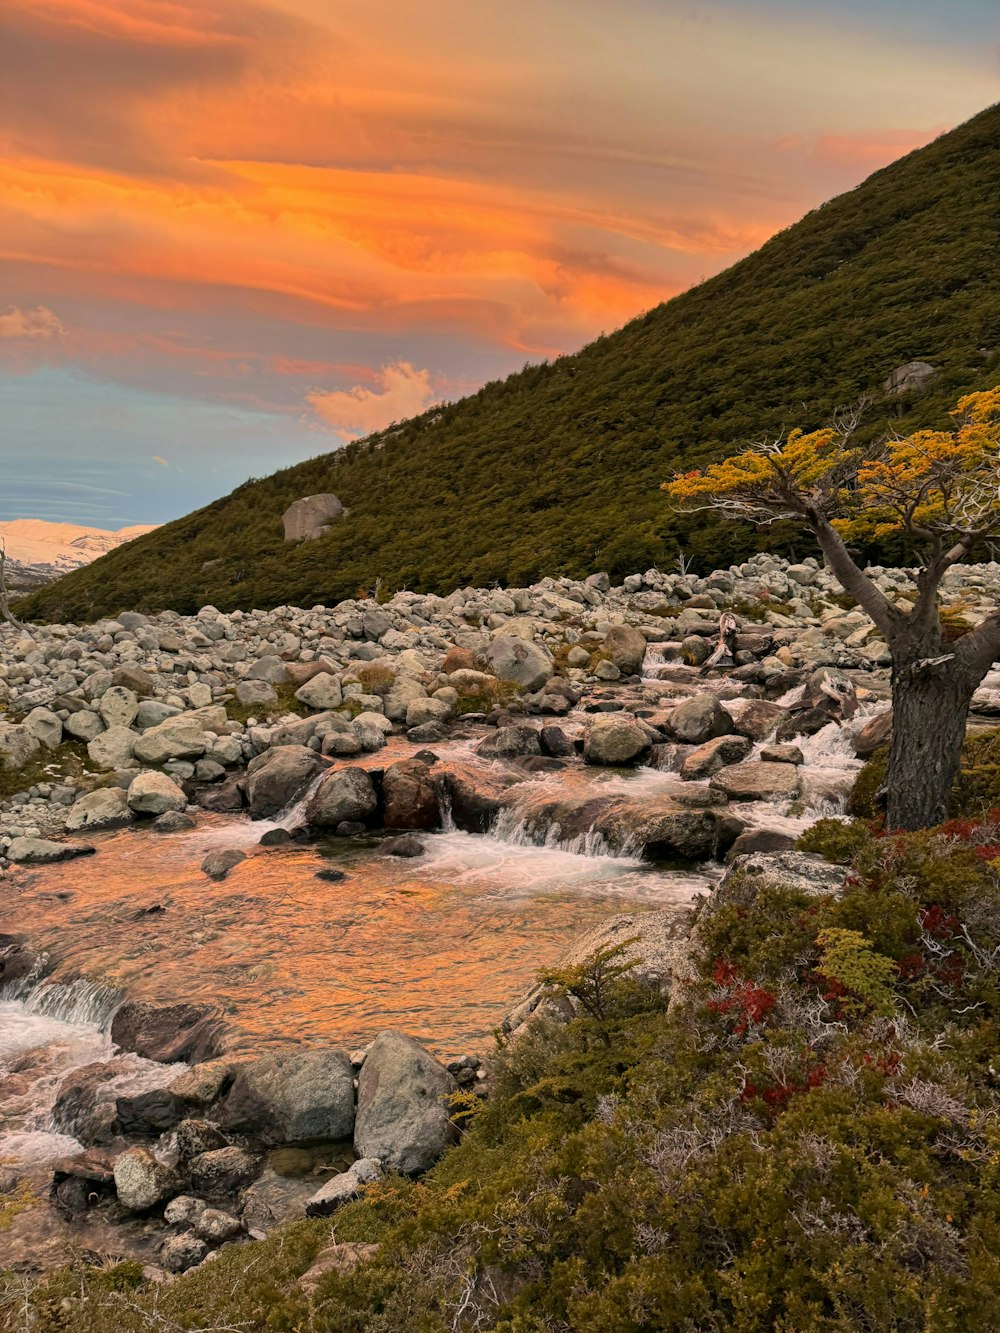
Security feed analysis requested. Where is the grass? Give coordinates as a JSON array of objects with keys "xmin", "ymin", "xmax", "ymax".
[{"xmin": 0, "ymin": 740, "xmax": 107, "ymax": 803}]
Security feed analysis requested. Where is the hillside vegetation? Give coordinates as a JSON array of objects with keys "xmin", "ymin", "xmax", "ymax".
[{"xmin": 19, "ymin": 103, "xmax": 1000, "ymax": 622}]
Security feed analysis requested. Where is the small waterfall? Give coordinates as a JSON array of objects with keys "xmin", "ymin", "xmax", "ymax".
[
  {"xmin": 491, "ymin": 807, "xmax": 630, "ymax": 860},
  {"xmin": 270, "ymin": 768, "xmax": 330, "ymax": 831},
  {"xmin": 1, "ymin": 973, "xmax": 123, "ymax": 1030}
]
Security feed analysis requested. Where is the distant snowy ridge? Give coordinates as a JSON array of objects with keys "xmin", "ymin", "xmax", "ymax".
[{"xmin": 0, "ymin": 519, "xmax": 157, "ymax": 592}]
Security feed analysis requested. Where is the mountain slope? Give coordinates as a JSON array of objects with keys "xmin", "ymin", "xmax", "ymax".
[{"xmin": 20, "ymin": 103, "xmax": 1000, "ymax": 621}]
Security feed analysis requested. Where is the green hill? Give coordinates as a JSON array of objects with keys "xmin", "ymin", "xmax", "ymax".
[{"xmin": 20, "ymin": 103, "xmax": 1000, "ymax": 621}]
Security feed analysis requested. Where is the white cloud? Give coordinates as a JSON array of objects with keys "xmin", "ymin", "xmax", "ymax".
[
  {"xmin": 151, "ymin": 454, "xmax": 169, "ymax": 467},
  {"xmin": 0, "ymin": 305, "xmax": 65, "ymax": 340},
  {"xmin": 307, "ymin": 361, "xmax": 436, "ymax": 442}
]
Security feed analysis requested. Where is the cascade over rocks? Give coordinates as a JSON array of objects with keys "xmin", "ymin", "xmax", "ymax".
[{"xmin": 245, "ymin": 745, "xmax": 327, "ymax": 819}]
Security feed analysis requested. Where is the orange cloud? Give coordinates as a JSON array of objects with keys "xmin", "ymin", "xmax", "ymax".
[
  {"xmin": 307, "ymin": 362, "xmax": 436, "ymax": 440},
  {"xmin": 0, "ymin": 304, "xmax": 64, "ymax": 339}
]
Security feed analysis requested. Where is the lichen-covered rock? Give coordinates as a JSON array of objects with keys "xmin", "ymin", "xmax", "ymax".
[
  {"xmin": 114, "ymin": 1147, "xmax": 180, "ymax": 1211},
  {"xmin": 583, "ymin": 714, "xmax": 650, "ymax": 766},
  {"xmin": 219, "ymin": 1049, "xmax": 355, "ymax": 1145},
  {"xmin": 354, "ymin": 1031, "xmax": 458, "ymax": 1175},
  {"xmin": 127, "ymin": 770, "xmax": 187, "ymax": 816},
  {"xmin": 305, "ymin": 767, "xmax": 377, "ymax": 829}
]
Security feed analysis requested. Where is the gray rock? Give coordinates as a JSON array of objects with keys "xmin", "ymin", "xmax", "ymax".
[
  {"xmin": 245, "ymin": 745, "xmax": 326, "ymax": 819},
  {"xmin": 305, "ymin": 1159, "xmax": 382, "ymax": 1217},
  {"xmin": 583, "ymin": 714, "xmax": 650, "ymax": 766},
  {"xmin": 247, "ymin": 654, "xmax": 290, "ymax": 685},
  {"xmin": 282, "ymin": 494, "xmax": 344, "ymax": 541},
  {"xmin": 64, "ymin": 786, "xmax": 133, "ymax": 832},
  {"xmin": 714, "ymin": 850, "xmax": 849, "ymax": 905},
  {"xmin": 87, "ymin": 725, "xmax": 137, "ymax": 770},
  {"xmin": 7, "ymin": 837, "xmax": 95, "ymax": 865},
  {"xmin": 294, "ymin": 672, "xmax": 343, "ymax": 711},
  {"xmin": 128, "ymin": 771, "xmax": 187, "ymax": 816},
  {"xmin": 601, "ymin": 624, "xmax": 647, "ymax": 675},
  {"xmin": 305, "ymin": 767, "xmax": 377, "ymax": 829},
  {"xmin": 64, "ymin": 710, "xmax": 105, "ymax": 743},
  {"xmin": 160, "ymin": 1231, "xmax": 208, "ymax": 1273},
  {"xmin": 234, "ymin": 679, "xmax": 278, "ymax": 707},
  {"xmin": 883, "ymin": 360, "xmax": 937, "ymax": 397},
  {"xmin": 354, "ymin": 1030, "xmax": 458, "ymax": 1175},
  {"xmin": 670, "ymin": 694, "xmax": 734, "ymax": 744},
  {"xmin": 189, "ymin": 1146, "xmax": 261, "ymax": 1192},
  {"xmin": 680, "ymin": 734, "xmax": 752, "ymax": 780},
  {"xmin": 0, "ymin": 722, "xmax": 42, "ymax": 771},
  {"xmin": 709, "ymin": 760, "xmax": 802, "ymax": 802},
  {"xmin": 99, "ymin": 686, "xmax": 139, "ymax": 730},
  {"xmin": 483, "ymin": 636, "xmax": 552, "ymax": 692},
  {"xmin": 153, "ymin": 810, "xmax": 197, "ymax": 833},
  {"xmin": 476, "ymin": 726, "xmax": 541, "ymax": 760},
  {"xmin": 164, "ymin": 1195, "xmax": 207, "ymax": 1226},
  {"xmin": 23, "ymin": 707, "xmax": 63, "ymax": 751},
  {"xmin": 195, "ymin": 1207, "xmax": 242, "ymax": 1242},
  {"xmin": 220, "ymin": 1049, "xmax": 355, "ymax": 1145},
  {"xmin": 201, "ymin": 848, "xmax": 246, "ymax": 880},
  {"xmin": 132, "ymin": 720, "xmax": 208, "ymax": 765},
  {"xmin": 114, "ymin": 1147, "xmax": 180, "ymax": 1211}
]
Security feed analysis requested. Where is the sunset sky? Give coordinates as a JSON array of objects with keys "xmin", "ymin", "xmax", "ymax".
[{"xmin": 3, "ymin": 0, "xmax": 999, "ymax": 528}]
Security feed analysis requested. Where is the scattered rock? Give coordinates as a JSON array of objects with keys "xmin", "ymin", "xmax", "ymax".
[
  {"xmin": 220, "ymin": 1049, "xmax": 355, "ymax": 1145},
  {"xmin": 354, "ymin": 1030, "xmax": 458, "ymax": 1175}
]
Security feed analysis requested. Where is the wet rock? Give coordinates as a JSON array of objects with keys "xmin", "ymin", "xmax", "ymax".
[
  {"xmin": 245, "ymin": 745, "xmax": 326, "ymax": 819},
  {"xmin": 64, "ymin": 786, "xmax": 133, "ymax": 832},
  {"xmin": 315, "ymin": 866, "xmax": 349, "ymax": 883},
  {"xmin": 725, "ymin": 828, "xmax": 797, "ymax": 861},
  {"xmin": 176, "ymin": 1119, "xmax": 229, "ymax": 1159},
  {"xmin": 153, "ymin": 810, "xmax": 197, "ymax": 832},
  {"xmin": 476, "ymin": 725, "xmax": 541, "ymax": 760},
  {"xmin": 164, "ymin": 1195, "xmax": 207, "ymax": 1226},
  {"xmin": 601, "ymin": 624, "xmax": 647, "ymax": 675},
  {"xmin": 116, "ymin": 1088, "xmax": 184, "ymax": 1136},
  {"xmin": 775, "ymin": 704, "xmax": 837, "ymax": 742},
  {"xmin": 354, "ymin": 1030, "xmax": 458, "ymax": 1175},
  {"xmin": 51, "ymin": 1059, "xmax": 130, "ymax": 1144},
  {"xmin": 382, "ymin": 758, "xmax": 441, "ymax": 830},
  {"xmin": 239, "ymin": 1169, "xmax": 325, "ymax": 1232},
  {"xmin": 382, "ymin": 834, "xmax": 425, "ymax": 857},
  {"xmin": 680, "ymin": 734, "xmax": 752, "ymax": 780},
  {"xmin": 759, "ymin": 743, "xmax": 803, "ymax": 764},
  {"xmin": 583, "ymin": 714, "xmax": 651, "ymax": 766},
  {"xmin": 854, "ymin": 708, "xmax": 892, "ymax": 758},
  {"xmin": 305, "ymin": 1159, "xmax": 382, "ymax": 1217},
  {"xmin": 709, "ymin": 760, "xmax": 802, "ymax": 802},
  {"xmin": 189, "ymin": 1146, "xmax": 261, "ymax": 1193},
  {"xmin": 7, "ymin": 836, "xmax": 96, "ymax": 865},
  {"xmin": 195, "ymin": 1207, "xmax": 243, "ymax": 1242},
  {"xmin": 220, "ymin": 1049, "xmax": 355, "ymax": 1145},
  {"xmin": 201, "ymin": 848, "xmax": 246, "ymax": 880},
  {"xmin": 114, "ymin": 1146, "xmax": 181, "ymax": 1211},
  {"xmin": 128, "ymin": 770, "xmax": 187, "ymax": 816},
  {"xmin": 169, "ymin": 1060, "xmax": 235, "ymax": 1106},
  {"xmin": 111, "ymin": 1000, "xmax": 225, "ymax": 1064},
  {"xmin": 160, "ymin": 1231, "xmax": 208, "ymax": 1273},
  {"xmin": 305, "ymin": 767, "xmax": 378, "ymax": 829},
  {"xmin": 441, "ymin": 767, "xmax": 524, "ymax": 833},
  {"xmin": 670, "ymin": 693, "xmax": 734, "ymax": 744},
  {"xmin": 539, "ymin": 725, "xmax": 575, "ymax": 758},
  {"xmin": 198, "ymin": 776, "xmax": 247, "ymax": 813},
  {"xmin": 726, "ymin": 698, "xmax": 789, "ymax": 742}
]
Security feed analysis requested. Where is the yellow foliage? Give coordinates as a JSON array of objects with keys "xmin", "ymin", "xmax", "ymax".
[{"xmin": 664, "ymin": 386, "xmax": 1000, "ymax": 543}]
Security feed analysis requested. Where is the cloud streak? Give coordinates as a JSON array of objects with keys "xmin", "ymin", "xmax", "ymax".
[{"xmin": 307, "ymin": 362, "xmax": 437, "ymax": 441}]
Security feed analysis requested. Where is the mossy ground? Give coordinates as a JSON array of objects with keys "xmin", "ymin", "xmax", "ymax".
[{"xmin": 0, "ymin": 740, "xmax": 107, "ymax": 803}]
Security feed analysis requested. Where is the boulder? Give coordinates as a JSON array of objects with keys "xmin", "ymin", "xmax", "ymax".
[
  {"xmin": 0, "ymin": 723, "xmax": 41, "ymax": 772},
  {"xmin": 189, "ymin": 1146, "xmax": 261, "ymax": 1192},
  {"xmin": 670, "ymin": 694, "xmax": 734, "ymax": 744},
  {"xmin": 202, "ymin": 848, "xmax": 246, "ymax": 880},
  {"xmin": 708, "ymin": 760, "xmax": 802, "ymax": 802},
  {"xmin": 714, "ymin": 850, "xmax": 849, "ymax": 906},
  {"xmin": 153, "ymin": 810, "xmax": 197, "ymax": 833},
  {"xmin": 354, "ymin": 1031, "xmax": 458, "ymax": 1175},
  {"xmin": 247, "ymin": 655, "xmax": 290, "ymax": 685},
  {"xmin": 64, "ymin": 711, "xmax": 105, "ymax": 743},
  {"xmin": 98, "ymin": 686, "xmax": 139, "ymax": 730},
  {"xmin": 245, "ymin": 745, "xmax": 327, "ymax": 819},
  {"xmin": 220, "ymin": 1049, "xmax": 355, "ymax": 1144},
  {"xmin": 883, "ymin": 360, "xmax": 937, "ymax": 397},
  {"xmin": 7, "ymin": 837, "xmax": 95, "ymax": 865},
  {"xmin": 175, "ymin": 1119, "xmax": 228, "ymax": 1159},
  {"xmin": 483, "ymin": 636, "xmax": 552, "ymax": 692},
  {"xmin": 382, "ymin": 834, "xmax": 425, "ymax": 857},
  {"xmin": 195, "ymin": 1207, "xmax": 242, "ymax": 1242},
  {"xmin": 111, "ymin": 1000, "xmax": 224, "ymax": 1064},
  {"xmin": 127, "ymin": 771, "xmax": 187, "ymax": 816},
  {"xmin": 382, "ymin": 759, "xmax": 440, "ymax": 831},
  {"xmin": 583, "ymin": 714, "xmax": 650, "ymax": 766},
  {"xmin": 680, "ymin": 734, "xmax": 752, "ymax": 780},
  {"xmin": 87, "ymin": 725, "xmax": 138, "ymax": 770},
  {"xmin": 234, "ymin": 679, "xmax": 278, "ymax": 707},
  {"xmin": 64, "ymin": 787, "xmax": 133, "ymax": 832},
  {"xmin": 52, "ymin": 1059, "xmax": 131, "ymax": 1144},
  {"xmin": 726, "ymin": 698, "xmax": 789, "ymax": 742},
  {"xmin": 113, "ymin": 1147, "xmax": 180, "ymax": 1211},
  {"xmin": 23, "ymin": 706, "xmax": 62, "ymax": 751},
  {"xmin": 164, "ymin": 1195, "xmax": 207, "ymax": 1226},
  {"xmin": 160, "ymin": 1232, "xmax": 208, "ymax": 1273},
  {"xmin": 294, "ymin": 672, "xmax": 343, "ymax": 711},
  {"xmin": 133, "ymin": 720, "xmax": 208, "ymax": 765},
  {"xmin": 854, "ymin": 709, "xmax": 892, "ymax": 759},
  {"xmin": 116, "ymin": 1088, "xmax": 184, "ymax": 1136},
  {"xmin": 725, "ymin": 828, "xmax": 797, "ymax": 860},
  {"xmin": 305, "ymin": 767, "xmax": 378, "ymax": 829},
  {"xmin": 112, "ymin": 665, "xmax": 155, "ymax": 696},
  {"xmin": 601, "ymin": 625, "xmax": 647, "ymax": 675},
  {"xmin": 476, "ymin": 726, "xmax": 542, "ymax": 760},
  {"xmin": 282, "ymin": 493, "xmax": 345, "ymax": 541}
]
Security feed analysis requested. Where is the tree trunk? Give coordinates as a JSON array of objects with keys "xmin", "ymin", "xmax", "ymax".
[{"xmin": 886, "ymin": 659, "xmax": 977, "ymax": 831}]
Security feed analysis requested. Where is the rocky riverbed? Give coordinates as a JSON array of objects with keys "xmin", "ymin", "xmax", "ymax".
[{"xmin": 3, "ymin": 552, "xmax": 1000, "ymax": 1276}]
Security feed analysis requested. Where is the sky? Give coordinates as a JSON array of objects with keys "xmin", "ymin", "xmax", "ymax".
[{"xmin": 2, "ymin": 0, "xmax": 999, "ymax": 529}]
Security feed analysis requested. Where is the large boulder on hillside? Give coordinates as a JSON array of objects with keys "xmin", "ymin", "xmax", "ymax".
[
  {"xmin": 111, "ymin": 1000, "xmax": 224, "ymax": 1064},
  {"xmin": 0, "ymin": 723, "xmax": 41, "ymax": 772},
  {"xmin": 354, "ymin": 1031, "xmax": 458, "ymax": 1175},
  {"xmin": 219, "ymin": 1049, "xmax": 355, "ymax": 1144},
  {"xmin": 132, "ymin": 720, "xmax": 208, "ymax": 765},
  {"xmin": 483, "ymin": 636, "xmax": 553, "ymax": 693},
  {"xmin": 709, "ymin": 760, "xmax": 802, "ymax": 802},
  {"xmin": 305, "ymin": 767, "xmax": 378, "ymax": 828},
  {"xmin": 127, "ymin": 771, "xmax": 187, "ymax": 816},
  {"xmin": 245, "ymin": 745, "xmax": 327, "ymax": 819},
  {"xmin": 602, "ymin": 625, "xmax": 647, "ymax": 675},
  {"xmin": 382, "ymin": 759, "xmax": 440, "ymax": 831},
  {"xmin": 883, "ymin": 361, "xmax": 937, "ymax": 397},
  {"xmin": 670, "ymin": 694, "xmax": 733, "ymax": 744},
  {"xmin": 282, "ymin": 494, "xmax": 345, "ymax": 541},
  {"xmin": 64, "ymin": 786, "xmax": 133, "ymax": 833},
  {"xmin": 583, "ymin": 714, "xmax": 651, "ymax": 766}
]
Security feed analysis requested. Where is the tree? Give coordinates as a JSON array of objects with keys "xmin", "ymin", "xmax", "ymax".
[
  {"xmin": 663, "ymin": 388, "xmax": 1000, "ymax": 831},
  {"xmin": 0, "ymin": 542, "xmax": 26, "ymax": 632}
]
